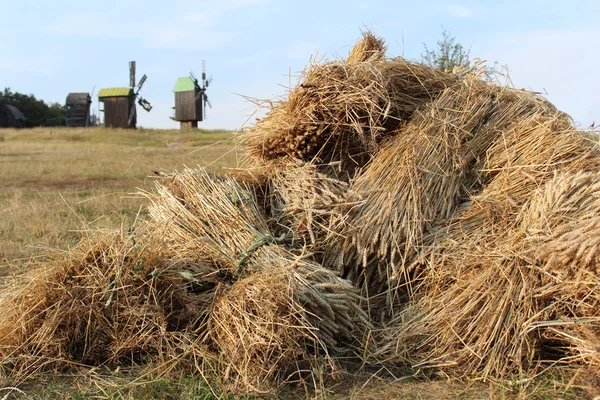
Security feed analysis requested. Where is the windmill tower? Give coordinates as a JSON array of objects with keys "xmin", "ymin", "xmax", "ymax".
[
  {"xmin": 98, "ymin": 61, "xmax": 152, "ymax": 129},
  {"xmin": 172, "ymin": 61, "xmax": 212, "ymax": 130},
  {"xmin": 65, "ymin": 93, "xmax": 92, "ymax": 127}
]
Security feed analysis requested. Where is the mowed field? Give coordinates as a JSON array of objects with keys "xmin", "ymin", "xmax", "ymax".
[
  {"xmin": 0, "ymin": 127, "xmax": 582, "ymax": 399},
  {"xmin": 0, "ymin": 127, "xmax": 239, "ymax": 277}
]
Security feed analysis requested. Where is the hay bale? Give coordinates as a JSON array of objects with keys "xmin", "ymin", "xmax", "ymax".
[{"xmin": 241, "ymin": 34, "xmax": 455, "ymax": 180}]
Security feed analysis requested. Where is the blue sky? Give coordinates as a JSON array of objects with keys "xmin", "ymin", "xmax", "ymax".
[{"xmin": 1, "ymin": 0, "xmax": 598, "ymax": 130}]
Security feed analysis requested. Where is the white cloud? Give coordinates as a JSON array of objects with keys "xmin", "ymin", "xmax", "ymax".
[{"xmin": 448, "ymin": 5, "xmax": 472, "ymax": 18}]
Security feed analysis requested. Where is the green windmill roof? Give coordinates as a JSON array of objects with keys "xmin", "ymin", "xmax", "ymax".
[
  {"xmin": 98, "ymin": 87, "xmax": 132, "ymax": 98},
  {"xmin": 173, "ymin": 77, "xmax": 195, "ymax": 93}
]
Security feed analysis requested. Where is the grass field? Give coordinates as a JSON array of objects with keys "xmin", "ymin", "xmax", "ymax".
[
  {"xmin": 0, "ymin": 127, "xmax": 587, "ymax": 399},
  {"xmin": 0, "ymin": 127, "xmax": 238, "ymax": 277}
]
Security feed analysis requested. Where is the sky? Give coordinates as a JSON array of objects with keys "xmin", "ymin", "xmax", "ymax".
[{"xmin": 1, "ymin": 0, "xmax": 599, "ymax": 130}]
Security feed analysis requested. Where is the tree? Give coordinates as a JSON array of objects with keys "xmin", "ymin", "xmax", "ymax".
[
  {"xmin": 421, "ymin": 28, "xmax": 471, "ymax": 73},
  {"xmin": 421, "ymin": 28, "xmax": 499, "ymax": 79},
  {"xmin": 0, "ymin": 88, "xmax": 66, "ymax": 127}
]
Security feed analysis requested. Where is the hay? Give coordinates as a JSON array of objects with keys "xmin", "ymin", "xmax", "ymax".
[
  {"xmin": 208, "ymin": 244, "xmax": 368, "ymax": 393},
  {"xmin": 3, "ymin": 31, "xmax": 600, "ymax": 395},
  {"xmin": 375, "ymin": 153, "xmax": 600, "ymax": 378},
  {"xmin": 0, "ymin": 229, "xmax": 215, "ymax": 382},
  {"xmin": 338, "ymin": 76, "xmax": 562, "ymax": 290},
  {"xmin": 268, "ymin": 160, "xmax": 361, "ymax": 252},
  {"xmin": 146, "ymin": 168, "xmax": 274, "ymax": 278},
  {"xmin": 347, "ymin": 30, "xmax": 386, "ymax": 64},
  {"xmin": 241, "ymin": 32, "xmax": 455, "ymax": 180}
]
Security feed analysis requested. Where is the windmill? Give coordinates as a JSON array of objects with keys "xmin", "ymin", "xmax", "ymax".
[
  {"xmin": 172, "ymin": 61, "xmax": 212, "ymax": 130},
  {"xmin": 98, "ymin": 61, "xmax": 152, "ymax": 129},
  {"xmin": 65, "ymin": 92, "xmax": 92, "ymax": 127}
]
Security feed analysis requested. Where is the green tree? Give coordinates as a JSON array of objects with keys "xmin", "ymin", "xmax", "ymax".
[
  {"xmin": 421, "ymin": 28, "xmax": 499, "ymax": 79},
  {"xmin": 0, "ymin": 88, "xmax": 66, "ymax": 127},
  {"xmin": 421, "ymin": 28, "xmax": 471, "ymax": 73}
]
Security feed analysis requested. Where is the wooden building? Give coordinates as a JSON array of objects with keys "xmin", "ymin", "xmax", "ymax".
[
  {"xmin": 173, "ymin": 77, "xmax": 202, "ymax": 129},
  {"xmin": 0, "ymin": 104, "xmax": 26, "ymax": 127},
  {"xmin": 65, "ymin": 93, "xmax": 92, "ymax": 127},
  {"xmin": 98, "ymin": 88, "xmax": 135, "ymax": 129}
]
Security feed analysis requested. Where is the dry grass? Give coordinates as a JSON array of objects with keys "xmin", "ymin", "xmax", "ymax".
[
  {"xmin": 371, "ymin": 100, "xmax": 600, "ymax": 379},
  {"xmin": 339, "ymin": 76, "xmax": 563, "ymax": 290},
  {"xmin": 0, "ymin": 127, "xmax": 236, "ymax": 273}
]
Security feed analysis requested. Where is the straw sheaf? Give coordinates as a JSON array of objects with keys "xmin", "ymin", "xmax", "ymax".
[
  {"xmin": 242, "ymin": 36, "xmax": 456, "ymax": 179},
  {"xmin": 341, "ymin": 77, "xmax": 558, "ymax": 286},
  {"xmin": 146, "ymin": 168, "xmax": 274, "ymax": 277},
  {"xmin": 377, "ymin": 158, "xmax": 600, "ymax": 378},
  {"xmin": 0, "ymin": 230, "xmax": 215, "ymax": 381},
  {"xmin": 208, "ymin": 244, "xmax": 369, "ymax": 393},
  {"xmin": 347, "ymin": 31, "xmax": 387, "ymax": 64},
  {"xmin": 268, "ymin": 160, "xmax": 362, "ymax": 250},
  {"xmin": 3, "ymin": 31, "xmax": 600, "ymax": 394}
]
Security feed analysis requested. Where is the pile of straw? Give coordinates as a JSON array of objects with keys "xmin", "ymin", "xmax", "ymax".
[
  {"xmin": 242, "ymin": 34, "xmax": 455, "ymax": 180},
  {"xmin": 0, "ymin": 230, "xmax": 215, "ymax": 382},
  {"xmin": 2, "ymin": 30, "xmax": 600, "ymax": 395}
]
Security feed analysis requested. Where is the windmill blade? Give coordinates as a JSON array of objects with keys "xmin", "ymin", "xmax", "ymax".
[
  {"xmin": 205, "ymin": 76, "xmax": 212, "ymax": 88},
  {"xmin": 138, "ymin": 97, "xmax": 152, "ymax": 112},
  {"xmin": 205, "ymin": 95, "xmax": 212, "ymax": 109},
  {"xmin": 129, "ymin": 61, "xmax": 136, "ymax": 88},
  {"xmin": 137, "ymin": 74, "xmax": 147, "ymax": 93}
]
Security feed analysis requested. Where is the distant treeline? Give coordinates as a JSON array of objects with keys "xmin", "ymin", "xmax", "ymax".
[{"xmin": 0, "ymin": 88, "xmax": 66, "ymax": 127}]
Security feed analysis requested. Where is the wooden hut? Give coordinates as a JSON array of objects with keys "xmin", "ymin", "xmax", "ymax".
[
  {"xmin": 0, "ymin": 104, "xmax": 26, "ymax": 127},
  {"xmin": 98, "ymin": 88, "xmax": 135, "ymax": 129},
  {"xmin": 65, "ymin": 93, "xmax": 92, "ymax": 127},
  {"xmin": 173, "ymin": 77, "xmax": 202, "ymax": 129}
]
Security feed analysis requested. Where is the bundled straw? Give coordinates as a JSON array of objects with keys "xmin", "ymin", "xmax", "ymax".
[
  {"xmin": 268, "ymin": 160, "xmax": 361, "ymax": 250},
  {"xmin": 208, "ymin": 244, "xmax": 368, "ymax": 393},
  {"xmin": 242, "ymin": 31, "xmax": 456, "ymax": 179},
  {"xmin": 146, "ymin": 168, "xmax": 275, "ymax": 278},
  {"xmin": 0, "ymin": 230, "xmax": 215, "ymax": 382},
  {"xmin": 3, "ymin": 31, "xmax": 600, "ymax": 395},
  {"xmin": 375, "ymin": 135, "xmax": 600, "ymax": 378}
]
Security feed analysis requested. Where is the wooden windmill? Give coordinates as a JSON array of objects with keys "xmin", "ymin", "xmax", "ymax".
[
  {"xmin": 98, "ymin": 61, "xmax": 152, "ymax": 129},
  {"xmin": 65, "ymin": 93, "xmax": 92, "ymax": 127},
  {"xmin": 172, "ymin": 61, "xmax": 212, "ymax": 130}
]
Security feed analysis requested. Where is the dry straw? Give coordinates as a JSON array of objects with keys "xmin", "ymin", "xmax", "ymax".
[
  {"xmin": 0, "ymin": 229, "xmax": 216, "ymax": 384},
  {"xmin": 374, "ymin": 119, "xmax": 600, "ymax": 378},
  {"xmin": 2, "ymin": 30, "xmax": 600, "ymax": 396},
  {"xmin": 268, "ymin": 160, "xmax": 362, "ymax": 251},
  {"xmin": 208, "ymin": 244, "xmax": 369, "ymax": 393},
  {"xmin": 241, "ymin": 31, "xmax": 456, "ymax": 180},
  {"xmin": 336, "ymin": 75, "xmax": 560, "ymax": 290}
]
